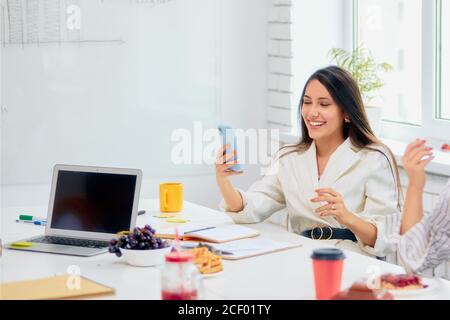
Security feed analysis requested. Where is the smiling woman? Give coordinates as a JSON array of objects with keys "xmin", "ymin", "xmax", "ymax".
[
  {"xmin": 301, "ymin": 80, "xmax": 347, "ymax": 151},
  {"xmin": 217, "ymin": 66, "xmax": 403, "ymax": 259}
]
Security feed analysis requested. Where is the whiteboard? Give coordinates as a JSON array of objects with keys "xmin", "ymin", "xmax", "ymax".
[{"xmin": 1, "ymin": 0, "xmax": 221, "ymax": 185}]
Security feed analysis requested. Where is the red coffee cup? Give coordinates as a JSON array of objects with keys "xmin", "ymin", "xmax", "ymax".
[{"xmin": 311, "ymin": 248, "xmax": 346, "ymax": 300}]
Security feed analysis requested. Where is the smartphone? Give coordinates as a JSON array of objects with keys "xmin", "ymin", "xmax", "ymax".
[{"xmin": 218, "ymin": 125, "xmax": 242, "ymax": 172}]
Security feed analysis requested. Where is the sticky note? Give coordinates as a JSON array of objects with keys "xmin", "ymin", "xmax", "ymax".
[
  {"xmin": 166, "ymin": 218, "xmax": 190, "ymax": 224},
  {"xmin": 10, "ymin": 242, "xmax": 33, "ymax": 248}
]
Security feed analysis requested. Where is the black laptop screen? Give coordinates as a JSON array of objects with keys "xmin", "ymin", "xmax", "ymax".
[{"xmin": 50, "ymin": 170, "xmax": 137, "ymax": 234}]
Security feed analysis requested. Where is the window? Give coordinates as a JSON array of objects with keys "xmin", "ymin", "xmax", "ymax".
[
  {"xmin": 287, "ymin": 1, "xmax": 450, "ymax": 142},
  {"xmin": 440, "ymin": 0, "xmax": 450, "ymax": 120},
  {"xmin": 357, "ymin": 0, "xmax": 422, "ymax": 125},
  {"xmin": 355, "ymin": 0, "xmax": 450, "ymax": 141}
]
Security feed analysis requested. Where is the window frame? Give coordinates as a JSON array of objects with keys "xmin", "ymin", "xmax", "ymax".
[
  {"xmin": 354, "ymin": 0, "xmax": 450, "ymax": 142},
  {"xmin": 436, "ymin": 0, "xmax": 450, "ymax": 122}
]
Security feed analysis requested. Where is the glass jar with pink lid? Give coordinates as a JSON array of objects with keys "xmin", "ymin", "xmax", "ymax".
[{"xmin": 161, "ymin": 250, "xmax": 203, "ymax": 300}]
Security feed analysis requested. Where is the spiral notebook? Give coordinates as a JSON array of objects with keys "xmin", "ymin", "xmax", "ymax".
[
  {"xmin": 181, "ymin": 237, "xmax": 303, "ymax": 260},
  {"xmin": 156, "ymin": 224, "xmax": 260, "ymax": 243},
  {"xmin": 213, "ymin": 237, "xmax": 303, "ymax": 260}
]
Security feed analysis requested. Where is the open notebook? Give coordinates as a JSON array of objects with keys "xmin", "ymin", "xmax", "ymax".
[
  {"xmin": 181, "ymin": 237, "xmax": 303, "ymax": 260},
  {"xmin": 210, "ymin": 237, "xmax": 302, "ymax": 260},
  {"xmin": 0, "ymin": 275, "xmax": 114, "ymax": 300},
  {"xmin": 156, "ymin": 224, "xmax": 260, "ymax": 243}
]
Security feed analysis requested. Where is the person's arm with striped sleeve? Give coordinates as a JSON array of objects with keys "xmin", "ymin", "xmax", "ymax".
[
  {"xmin": 397, "ymin": 179, "xmax": 450, "ymax": 272},
  {"xmin": 395, "ymin": 139, "xmax": 450, "ymax": 272},
  {"xmin": 376, "ymin": 140, "xmax": 450, "ymax": 272}
]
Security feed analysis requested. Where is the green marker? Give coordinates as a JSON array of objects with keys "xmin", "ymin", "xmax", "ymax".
[
  {"xmin": 19, "ymin": 215, "xmax": 46, "ymax": 222},
  {"xmin": 19, "ymin": 215, "xmax": 34, "ymax": 221}
]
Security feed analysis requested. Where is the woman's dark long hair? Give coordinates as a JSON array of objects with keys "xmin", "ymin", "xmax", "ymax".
[{"xmin": 280, "ymin": 65, "xmax": 402, "ymax": 210}]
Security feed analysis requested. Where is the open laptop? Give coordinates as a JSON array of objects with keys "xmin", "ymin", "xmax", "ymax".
[{"xmin": 7, "ymin": 164, "xmax": 142, "ymax": 256}]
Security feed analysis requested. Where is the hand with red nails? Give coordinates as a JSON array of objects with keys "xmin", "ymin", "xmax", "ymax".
[{"xmin": 402, "ymin": 139, "xmax": 434, "ymax": 190}]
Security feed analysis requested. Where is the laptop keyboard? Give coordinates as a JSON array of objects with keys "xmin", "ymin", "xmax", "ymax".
[{"xmin": 31, "ymin": 236, "xmax": 109, "ymax": 249}]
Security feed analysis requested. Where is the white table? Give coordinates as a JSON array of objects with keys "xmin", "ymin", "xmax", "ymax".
[{"xmin": 1, "ymin": 199, "xmax": 450, "ymax": 300}]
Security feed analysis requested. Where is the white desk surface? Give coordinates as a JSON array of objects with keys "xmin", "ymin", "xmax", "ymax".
[{"xmin": 1, "ymin": 199, "xmax": 450, "ymax": 300}]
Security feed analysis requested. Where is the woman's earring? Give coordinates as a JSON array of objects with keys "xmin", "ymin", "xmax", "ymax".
[{"xmin": 345, "ymin": 118, "xmax": 351, "ymax": 124}]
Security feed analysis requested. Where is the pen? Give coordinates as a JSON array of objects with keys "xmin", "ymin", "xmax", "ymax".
[
  {"xmin": 218, "ymin": 250, "xmax": 234, "ymax": 255},
  {"xmin": 16, "ymin": 219, "xmax": 47, "ymax": 225},
  {"xmin": 16, "ymin": 219, "xmax": 35, "ymax": 224},
  {"xmin": 183, "ymin": 227, "xmax": 216, "ymax": 234},
  {"xmin": 180, "ymin": 243, "xmax": 234, "ymax": 255}
]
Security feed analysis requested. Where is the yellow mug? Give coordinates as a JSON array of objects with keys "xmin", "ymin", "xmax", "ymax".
[{"xmin": 159, "ymin": 183, "xmax": 183, "ymax": 213}]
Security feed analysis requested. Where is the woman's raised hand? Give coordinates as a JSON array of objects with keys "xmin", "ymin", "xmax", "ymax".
[{"xmin": 402, "ymin": 139, "xmax": 434, "ymax": 190}]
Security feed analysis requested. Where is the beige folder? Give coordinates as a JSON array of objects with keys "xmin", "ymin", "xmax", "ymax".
[{"xmin": 0, "ymin": 275, "xmax": 115, "ymax": 300}]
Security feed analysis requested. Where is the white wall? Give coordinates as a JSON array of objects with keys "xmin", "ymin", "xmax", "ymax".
[
  {"xmin": 2, "ymin": 0, "xmax": 221, "ymax": 185},
  {"xmin": 0, "ymin": 10, "xmax": 2, "ymax": 211},
  {"xmin": 0, "ymin": 0, "xmax": 269, "ymax": 210},
  {"xmin": 267, "ymin": 0, "xmax": 350, "ymax": 134},
  {"xmin": 291, "ymin": 0, "xmax": 350, "ymax": 100}
]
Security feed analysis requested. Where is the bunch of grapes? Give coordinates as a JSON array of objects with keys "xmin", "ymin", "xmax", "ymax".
[{"xmin": 108, "ymin": 225, "xmax": 170, "ymax": 257}]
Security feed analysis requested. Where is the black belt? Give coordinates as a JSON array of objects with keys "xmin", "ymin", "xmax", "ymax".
[{"xmin": 301, "ymin": 227, "xmax": 357, "ymax": 242}]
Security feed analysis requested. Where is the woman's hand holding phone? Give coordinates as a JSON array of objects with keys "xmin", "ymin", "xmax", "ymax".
[
  {"xmin": 215, "ymin": 144, "xmax": 243, "ymax": 185},
  {"xmin": 215, "ymin": 125, "xmax": 245, "ymax": 212},
  {"xmin": 215, "ymin": 144, "xmax": 245, "ymax": 212}
]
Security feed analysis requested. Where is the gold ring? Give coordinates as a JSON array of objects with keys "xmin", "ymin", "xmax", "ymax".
[
  {"xmin": 311, "ymin": 227, "xmax": 323, "ymax": 240},
  {"xmin": 324, "ymin": 226, "xmax": 333, "ymax": 240}
]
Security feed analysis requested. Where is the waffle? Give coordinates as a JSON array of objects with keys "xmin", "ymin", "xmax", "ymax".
[
  {"xmin": 380, "ymin": 274, "xmax": 425, "ymax": 290},
  {"xmin": 185, "ymin": 247, "xmax": 223, "ymax": 274}
]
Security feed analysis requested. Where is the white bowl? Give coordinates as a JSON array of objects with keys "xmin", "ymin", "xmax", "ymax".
[{"xmin": 121, "ymin": 246, "xmax": 172, "ymax": 267}]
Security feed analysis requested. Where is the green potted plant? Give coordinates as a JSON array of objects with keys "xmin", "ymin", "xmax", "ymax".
[{"xmin": 329, "ymin": 46, "xmax": 393, "ymax": 135}]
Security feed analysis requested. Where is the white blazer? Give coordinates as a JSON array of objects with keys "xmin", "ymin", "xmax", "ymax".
[{"xmin": 220, "ymin": 138, "xmax": 401, "ymax": 257}]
